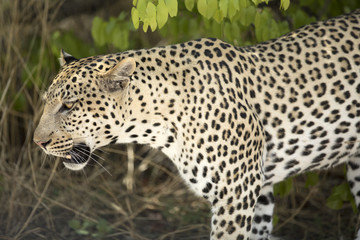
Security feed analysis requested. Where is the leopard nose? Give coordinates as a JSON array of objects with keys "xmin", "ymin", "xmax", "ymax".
[{"xmin": 34, "ymin": 139, "xmax": 52, "ymax": 150}]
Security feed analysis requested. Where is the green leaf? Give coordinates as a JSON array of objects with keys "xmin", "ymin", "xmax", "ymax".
[
  {"xmin": 272, "ymin": 214, "xmax": 279, "ymax": 227},
  {"xmin": 131, "ymin": 7, "xmax": 140, "ymax": 29},
  {"xmin": 213, "ymin": 9, "xmax": 223, "ymax": 23},
  {"xmin": 96, "ymin": 219, "xmax": 112, "ymax": 235},
  {"xmin": 117, "ymin": 12, "xmax": 127, "ymax": 21},
  {"xmin": 224, "ymin": 22, "xmax": 233, "ymax": 42},
  {"xmin": 326, "ymin": 195, "xmax": 343, "ymax": 210},
  {"xmin": 112, "ymin": 28, "xmax": 129, "ymax": 50},
  {"xmin": 111, "ymin": 28, "xmax": 121, "ymax": 48},
  {"xmin": 157, "ymin": 0, "xmax": 169, "ymax": 29},
  {"xmin": 326, "ymin": 183, "xmax": 355, "ymax": 210},
  {"xmin": 278, "ymin": 20, "xmax": 289, "ymax": 35},
  {"xmin": 280, "ymin": 0, "xmax": 290, "ymax": 10},
  {"xmin": 231, "ymin": 21, "xmax": 240, "ymax": 41},
  {"xmin": 219, "ymin": 0, "xmax": 228, "ymax": 18},
  {"xmin": 197, "ymin": 0, "xmax": 208, "ymax": 18},
  {"xmin": 68, "ymin": 219, "xmax": 81, "ymax": 230},
  {"xmin": 91, "ymin": 16, "xmax": 106, "ymax": 46},
  {"xmin": 232, "ymin": 0, "xmax": 240, "ymax": 10},
  {"xmin": 146, "ymin": 2, "xmax": 157, "ymax": 31},
  {"xmin": 292, "ymin": 9, "xmax": 316, "ymax": 29},
  {"xmin": 122, "ymin": 30, "xmax": 129, "ymax": 49},
  {"xmin": 51, "ymin": 31, "xmax": 91, "ymax": 59},
  {"xmin": 261, "ymin": 11, "xmax": 271, "ymax": 40},
  {"xmin": 106, "ymin": 18, "xmax": 116, "ymax": 36},
  {"xmin": 82, "ymin": 220, "xmax": 94, "ymax": 229},
  {"xmin": 239, "ymin": 6, "xmax": 255, "ymax": 26},
  {"xmin": 254, "ymin": 9, "xmax": 272, "ymax": 42},
  {"xmin": 143, "ymin": 21, "xmax": 149, "ymax": 32},
  {"xmin": 239, "ymin": 0, "xmax": 249, "ymax": 8},
  {"xmin": 206, "ymin": 0, "xmax": 218, "ymax": 19},
  {"xmin": 210, "ymin": 20, "xmax": 222, "ymax": 38},
  {"xmin": 228, "ymin": 0, "xmax": 239, "ymax": 20},
  {"xmin": 77, "ymin": 229, "xmax": 90, "ymax": 235},
  {"xmin": 185, "ymin": 0, "xmax": 195, "ymax": 11},
  {"xmin": 274, "ymin": 178, "xmax": 293, "ymax": 197},
  {"xmin": 254, "ymin": 10, "xmax": 262, "ymax": 41},
  {"xmin": 137, "ymin": 0, "xmax": 147, "ymax": 20},
  {"xmin": 305, "ymin": 172, "xmax": 319, "ymax": 188},
  {"xmin": 165, "ymin": 0, "xmax": 178, "ymax": 17}
]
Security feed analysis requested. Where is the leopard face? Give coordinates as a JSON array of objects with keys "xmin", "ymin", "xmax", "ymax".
[{"xmin": 34, "ymin": 51, "xmax": 136, "ymax": 170}]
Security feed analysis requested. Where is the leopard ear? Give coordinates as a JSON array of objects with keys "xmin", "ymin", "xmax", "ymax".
[
  {"xmin": 59, "ymin": 49, "xmax": 78, "ymax": 66},
  {"xmin": 100, "ymin": 57, "xmax": 136, "ymax": 92}
]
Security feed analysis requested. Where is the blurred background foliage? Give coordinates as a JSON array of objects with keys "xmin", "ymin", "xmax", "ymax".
[{"xmin": 1, "ymin": 0, "xmax": 360, "ymax": 239}]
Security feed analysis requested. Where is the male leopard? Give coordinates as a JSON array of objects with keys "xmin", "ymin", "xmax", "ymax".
[{"xmin": 34, "ymin": 10, "xmax": 360, "ymax": 240}]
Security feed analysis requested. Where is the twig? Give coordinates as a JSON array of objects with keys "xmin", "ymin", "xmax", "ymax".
[
  {"xmin": 273, "ymin": 185, "xmax": 318, "ymax": 231},
  {"xmin": 14, "ymin": 158, "xmax": 60, "ymax": 238}
]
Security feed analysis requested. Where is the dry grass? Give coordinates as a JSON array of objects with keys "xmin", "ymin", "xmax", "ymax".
[
  {"xmin": 0, "ymin": 3, "xmax": 210, "ymax": 239},
  {"xmin": 0, "ymin": 1, "xmax": 357, "ymax": 240},
  {"xmin": 273, "ymin": 169, "xmax": 358, "ymax": 240}
]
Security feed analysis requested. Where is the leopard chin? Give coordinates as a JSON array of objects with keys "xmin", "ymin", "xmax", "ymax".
[
  {"xmin": 62, "ymin": 143, "xmax": 91, "ymax": 171},
  {"xmin": 63, "ymin": 161, "xmax": 89, "ymax": 171}
]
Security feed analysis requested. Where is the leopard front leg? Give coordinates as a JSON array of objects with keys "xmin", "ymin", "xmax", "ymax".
[
  {"xmin": 210, "ymin": 197, "xmax": 255, "ymax": 240},
  {"xmin": 251, "ymin": 184, "xmax": 275, "ymax": 240},
  {"xmin": 210, "ymin": 170, "xmax": 264, "ymax": 240},
  {"xmin": 209, "ymin": 124, "xmax": 265, "ymax": 239}
]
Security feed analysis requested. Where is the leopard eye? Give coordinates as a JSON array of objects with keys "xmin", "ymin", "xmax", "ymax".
[
  {"xmin": 59, "ymin": 101, "xmax": 77, "ymax": 113},
  {"xmin": 64, "ymin": 102, "xmax": 75, "ymax": 109}
]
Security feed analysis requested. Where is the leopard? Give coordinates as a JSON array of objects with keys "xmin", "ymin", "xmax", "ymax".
[{"xmin": 34, "ymin": 9, "xmax": 360, "ymax": 240}]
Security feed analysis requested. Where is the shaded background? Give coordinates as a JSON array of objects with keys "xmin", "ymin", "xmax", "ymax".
[{"xmin": 1, "ymin": 0, "xmax": 360, "ymax": 239}]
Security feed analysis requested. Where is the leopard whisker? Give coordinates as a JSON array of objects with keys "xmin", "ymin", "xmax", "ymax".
[
  {"xmin": 71, "ymin": 146, "xmax": 112, "ymax": 176},
  {"xmin": 73, "ymin": 146, "xmax": 104, "ymax": 161}
]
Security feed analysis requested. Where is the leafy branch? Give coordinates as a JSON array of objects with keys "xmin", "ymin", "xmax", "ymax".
[{"xmin": 131, "ymin": 0, "xmax": 290, "ymax": 32}]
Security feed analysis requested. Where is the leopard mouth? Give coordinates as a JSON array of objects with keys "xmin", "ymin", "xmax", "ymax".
[{"xmin": 62, "ymin": 143, "xmax": 91, "ymax": 171}]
